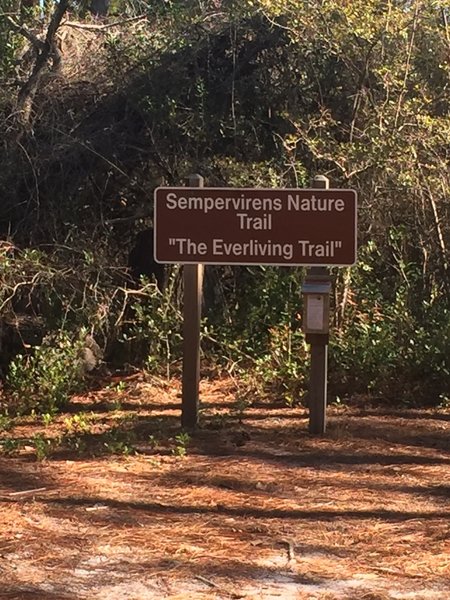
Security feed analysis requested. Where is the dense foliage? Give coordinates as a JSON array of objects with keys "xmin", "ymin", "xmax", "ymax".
[{"xmin": 0, "ymin": 0, "xmax": 449, "ymax": 411}]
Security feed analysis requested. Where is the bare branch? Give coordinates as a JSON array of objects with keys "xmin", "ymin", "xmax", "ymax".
[
  {"xmin": 16, "ymin": 0, "xmax": 70, "ymax": 128},
  {"xmin": 442, "ymin": 7, "xmax": 450, "ymax": 49},
  {"xmin": 62, "ymin": 14, "xmax": 147, "ymax": 31},
  {"xmin": 6, "ymin": 16, "xmax": 45, "ymax": 51}
]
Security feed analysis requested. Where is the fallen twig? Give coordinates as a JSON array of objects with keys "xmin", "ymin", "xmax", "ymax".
[{"xmin": 9, "ymin": 487, "xmax": 47, "ymax": 496}]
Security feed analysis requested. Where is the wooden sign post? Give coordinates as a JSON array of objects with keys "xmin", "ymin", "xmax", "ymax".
[
  {"xmin": 181, "ymin": 174, "xmax": 204, "ymax": 429},
  {"xmin": 304, "ymin": 175, "xmax": 332, "ymax": 435}
]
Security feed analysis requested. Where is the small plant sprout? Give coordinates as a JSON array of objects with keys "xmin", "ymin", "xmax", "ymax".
[
  {"xmin": 1, "ymin": 438, "xmax": 20, "ymax": 456},
  {"xmin": 0, "ymin": 413, "xmax": 13, "ymax": 431},
  {"xmin": 42, "ymin": 412, "xmax": 55, "ymax": 426},
  {"xmin": 64, "ymin": 412, "xmax": 94, "ymax": 434},
  {"xmin": 172, "ymin": 432, "xmax": 191, "ymax": 457},
  {"xmin": 32, "ymin": 433, "xmax": 53, "ymax": 461}
]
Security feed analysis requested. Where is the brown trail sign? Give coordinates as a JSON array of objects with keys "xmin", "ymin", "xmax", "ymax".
[
  {"xmin": 154, "ymin": 179, "xmax": 357, "ymax": 435},
  {"xmin": 154, "ymin": 187, "xmax": 357, "ymax": 266}
]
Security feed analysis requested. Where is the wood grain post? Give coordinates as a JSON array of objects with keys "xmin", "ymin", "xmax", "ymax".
[
  {"xmin": 181, "ymin": 174, "xmax": 204, "ymax": 429},
  {"xmin": 307, "ymin": 175, "xmax": 330, "ymax": 435}
]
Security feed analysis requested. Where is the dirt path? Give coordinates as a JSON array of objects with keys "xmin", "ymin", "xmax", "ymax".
[{"xmin": 0, "ymin": 377, "xmax": 449, "ymax": 599}]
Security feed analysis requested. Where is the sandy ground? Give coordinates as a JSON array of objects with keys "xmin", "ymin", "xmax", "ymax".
[{"xmin": 0, "ymin": 376, "xmax": 449, "ymax": 599}]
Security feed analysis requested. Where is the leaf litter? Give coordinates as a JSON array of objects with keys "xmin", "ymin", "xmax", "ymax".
[{"xmin": 0, "ymin": 375, "xmax": 449, "ymax": 599}]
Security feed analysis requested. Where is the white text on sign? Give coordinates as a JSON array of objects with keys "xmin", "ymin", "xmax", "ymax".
[{"xmin": 168, "ymin": 238, "xmax": 343, "ymax": 260}]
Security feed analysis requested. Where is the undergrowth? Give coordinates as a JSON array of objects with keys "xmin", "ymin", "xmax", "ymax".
[
  {"xmin": 1, "ymin": 2, "xmax": 449, "ymax": 417},
  {"xmin": 7, "ymin": 330, "xmax": 87, "ymax": 414}
]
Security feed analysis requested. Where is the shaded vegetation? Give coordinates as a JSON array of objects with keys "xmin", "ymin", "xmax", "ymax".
[{"xmin": 0, "ymin": 0, "xmax": 449, "ymax": 416}]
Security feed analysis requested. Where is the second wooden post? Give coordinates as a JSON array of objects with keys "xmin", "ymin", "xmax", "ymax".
[{"xmin": 305, "ymin": 175, "xmax": 332, "ymax": 434}]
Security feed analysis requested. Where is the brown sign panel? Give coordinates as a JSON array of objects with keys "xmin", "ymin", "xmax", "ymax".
[{"xmin": 154, "ymin": 188, "xmax": 357, "ymax": 266}]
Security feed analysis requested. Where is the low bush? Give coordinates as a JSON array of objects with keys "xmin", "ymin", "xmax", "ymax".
[{"xmin": 6, "ymin": 330, "xmax": 88, "ymax": 414}]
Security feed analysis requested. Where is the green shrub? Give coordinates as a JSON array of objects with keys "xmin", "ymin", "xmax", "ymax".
[
  {"xmin": 6, "ymin": 330, "xmax": 88, "ymax": 414},
  {"xmin": 329, "ymin": 243, "xmax": 450, "ymax": 405},
  {"xmin": 119, "ymin": 271, "xmax": 183, "ymax": 376},
  {"xmin": 253, "ymin": 324, "xmax": 309, "ymax": 405}
]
